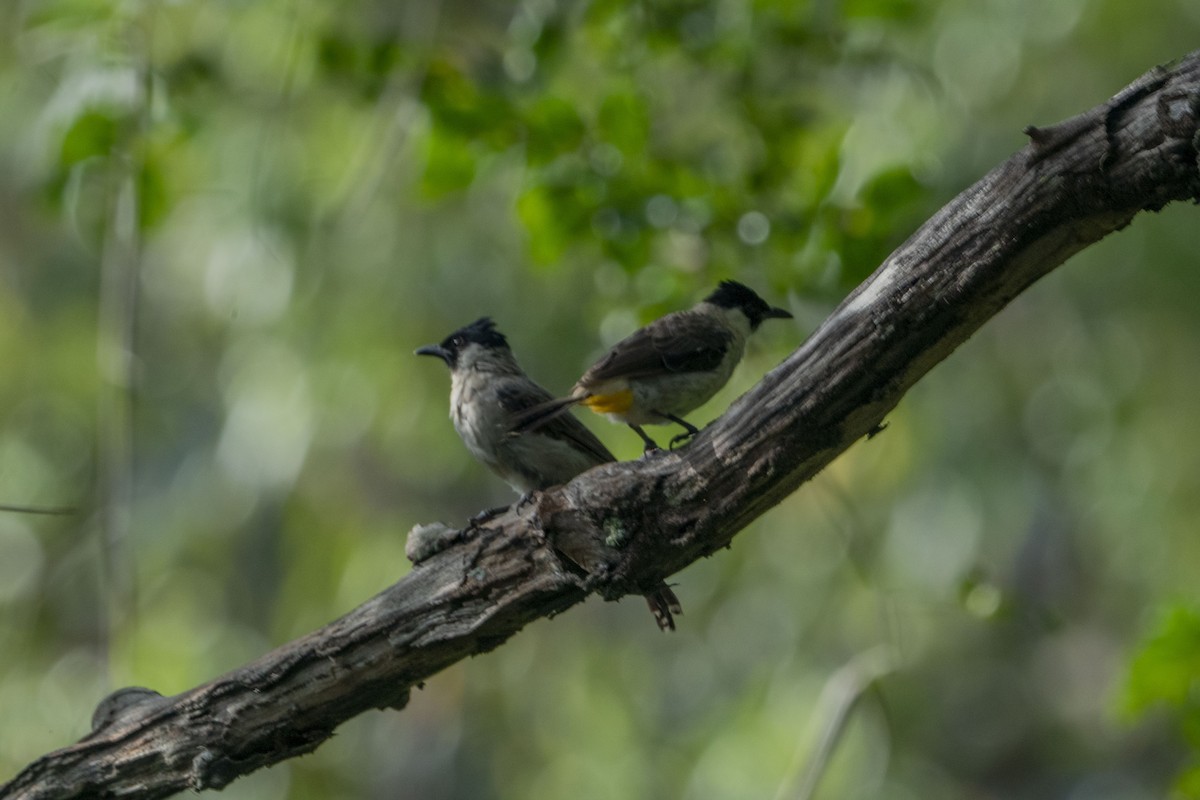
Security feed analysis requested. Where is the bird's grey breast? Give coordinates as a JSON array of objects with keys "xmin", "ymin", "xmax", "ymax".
[{"xmin": 449, "ymin": 370, "xmax": 509, "ymax": 467}]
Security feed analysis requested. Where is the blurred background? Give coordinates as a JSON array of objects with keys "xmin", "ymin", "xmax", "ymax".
[{"xmin": 3, "ymin": 0, "xmax": 1200, "ymax": 798}]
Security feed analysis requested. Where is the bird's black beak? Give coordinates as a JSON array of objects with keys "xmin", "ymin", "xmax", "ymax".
[
  {"xmin": 765, "ymin": 306, "xmax": 793, "ymax": 320},
  {"xmin": 415, "ymin": 344, "xmax": 453, "ymax": 365}
]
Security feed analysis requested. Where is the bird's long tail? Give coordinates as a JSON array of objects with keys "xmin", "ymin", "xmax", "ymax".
[{"xmin": 511, "ymin": 395, "xmax": 583, "ymax": 434}]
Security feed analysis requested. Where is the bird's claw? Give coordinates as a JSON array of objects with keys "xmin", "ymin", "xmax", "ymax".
[
  {"xmin": 468, "ymin": 505, "xmax": 508, "ymax": 528},
  {"xmin": 645, "ymin": 584, "xmax": 684, "ymax": 631},
  {"xmin": 668, "ymin": 431, "xmax": 696, "ymax": 450}
]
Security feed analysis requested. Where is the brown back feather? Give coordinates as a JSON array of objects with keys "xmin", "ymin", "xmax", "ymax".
[{"xmin": 578, "ymin": 309, "xmax": 734, "ymax": 388}]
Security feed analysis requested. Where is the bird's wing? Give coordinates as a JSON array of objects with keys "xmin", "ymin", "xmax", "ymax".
[
  {"xmin": 496, "ymin": 381, "xmax": 615, "ymax": 465},
  {"xmin": 579, "ymin": 310, "xmax": 734, "ymax": 386}
]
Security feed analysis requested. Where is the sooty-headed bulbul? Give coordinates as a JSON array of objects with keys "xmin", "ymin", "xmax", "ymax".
[
  {"xmin": 516, "ymin": 281, "xmax": 792, "ymax": 452},
  {"xmin": 416, "ymin": 317, "xmax": 683, "ymax": 630}
]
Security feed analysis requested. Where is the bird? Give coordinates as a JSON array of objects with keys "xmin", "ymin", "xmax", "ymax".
[
  {"xmin": 515, "ymin": 280, "xmax": 792, "ymax": 452},
  {"xmin": 416, "ymin": 317, "xmax": 683, "ymax": 630}
]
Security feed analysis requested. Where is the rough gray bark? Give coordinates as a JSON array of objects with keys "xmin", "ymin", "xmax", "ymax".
[{"xmin": 4, "ymin": 51, "xmax": 1200, "ymax": 800}]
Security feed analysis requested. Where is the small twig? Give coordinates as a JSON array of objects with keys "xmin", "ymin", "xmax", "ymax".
[
  {"xmin": 776, "ymin": 646, "xmax": 900, "ymax": 800},
  {"xmin": 0, "ymin": 503, "xmax": 78, "ymax": 516},
  {"xmin": 95, "ymin": 2, "xmax": 153, "ymax": 663}
]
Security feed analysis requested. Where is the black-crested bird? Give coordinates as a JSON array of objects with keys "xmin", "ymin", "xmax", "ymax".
[
  {"xmin": 516, "ymin": 281, "xmax": 792, "ymax": 451},
  {"xmin": 416, "ymin": 317, "xmax": 682, "ymax": 630}
]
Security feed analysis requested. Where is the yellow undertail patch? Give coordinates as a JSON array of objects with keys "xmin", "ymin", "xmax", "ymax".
[{"xmin": 582, "ymin": 390, "xmax": 634, "ymax": 415}]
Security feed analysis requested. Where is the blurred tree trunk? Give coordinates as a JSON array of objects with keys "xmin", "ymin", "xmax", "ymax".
[{"xmin": 3, "ymin": 50, "xmax": 1200, "ymax": 800}]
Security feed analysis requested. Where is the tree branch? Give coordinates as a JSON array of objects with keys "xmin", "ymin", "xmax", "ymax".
[{"xmin": 5, "ymin": 51, "xmax": 1200, "ymax": 800}]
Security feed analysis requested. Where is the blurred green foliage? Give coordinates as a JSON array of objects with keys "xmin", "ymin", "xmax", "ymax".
[
  {"xmin": 1124, "ymin": 607, "xmax": 1200, "ymax": 798},
  {"xmin": 2, "ymin": 0, "xmax": 1200, "ymax": 798}
]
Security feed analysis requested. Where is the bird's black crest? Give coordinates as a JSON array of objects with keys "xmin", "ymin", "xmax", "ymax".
[
  {"xmin": 705, "ymin": 280, "xmax": 763, "ymax": 310},
  {"xmin": 704, "ymin": 280, "xmax": 791, "ymax": 329},
  {"xmin": 444, "ymin": 317, "xmax": 509, "ymax": 351}
]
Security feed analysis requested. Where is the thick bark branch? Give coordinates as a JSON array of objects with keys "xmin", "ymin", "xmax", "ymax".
[{"xmin": 5, "ymin": 51, "xmax": 1200, "ymax": 800}]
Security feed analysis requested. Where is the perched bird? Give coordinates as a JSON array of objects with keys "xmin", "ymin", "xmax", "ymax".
[
  {"xmin": 416, "ymin": 317, "xmax": 682, "ymax": 630},
  {"xmin": 516, "ymin": 280, "xmax": 792, "ymax": 451}
]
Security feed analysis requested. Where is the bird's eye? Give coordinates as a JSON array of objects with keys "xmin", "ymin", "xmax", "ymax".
[{"xmin": 452, "ymin": 336, "xmax": 465, "ymax": 348}]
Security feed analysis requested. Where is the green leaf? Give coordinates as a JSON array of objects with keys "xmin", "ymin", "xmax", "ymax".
[
  {"xmin": 1175, "ymin": 763, "xmax": 1200, "ymax": 800},
  {"xmin": 59, "ymin": 110, "xmax": 120, "ymax": 167},
  {"xmin": 137, "ymin": 148, "xmax": 168, "ymax": 231},
  {"xmin": 596, "ymin": 89, "xmax": 649, "ymax": 154},
  {"xmin": 1124, "ymin": 606, "xmax": 1200, "ymax": 714},
  {"xmin": 422, "ymin": 59, "xmax": 517, "ymax": 147},
  {"xmin": 517, "ymin": 186, "xmax": 571, "ymax": 265},
  {"xmin": 522, "ymin": 95, "xmax": 585, "ymax": 165},
  {"xmin": 419, "ymin": 128, "xmax": 478, "ymax": 197}
]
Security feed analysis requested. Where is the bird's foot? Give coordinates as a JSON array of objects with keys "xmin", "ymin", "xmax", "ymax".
[
  {"xmin": 668, "ymin": 430, "xmax": 696, "ymax": 450},
  {"xmin": 660, "ymin": 413, "xmax": 700, "ymax": 450},
  {"xmin": 630, "ymin": 425, "xmax": 661, "ymax": 454},
  {"xmin": 645, "ymin": 584, "xmax": 684, "ymax": 632},
  {"xmin": 468, "ymin": 505, "xmax": 509, "ymax": 528}
]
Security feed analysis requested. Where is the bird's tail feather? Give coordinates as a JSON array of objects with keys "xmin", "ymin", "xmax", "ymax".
[{"xmin": 511, "ymin": 395, "xmax": 583, "ymax": 434}]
